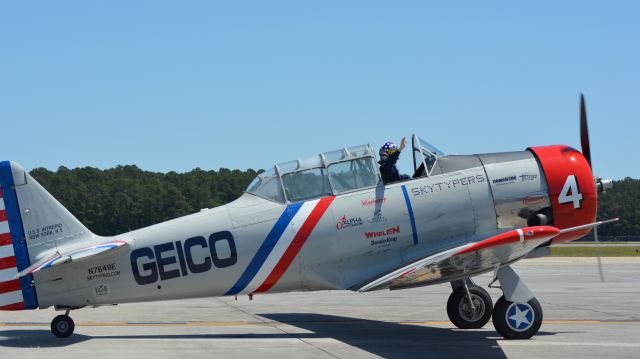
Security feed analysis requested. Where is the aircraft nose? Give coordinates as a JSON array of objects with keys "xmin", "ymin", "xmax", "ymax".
[{"xmin": 528, "ymin": 145, "xmax": 597, "ymax": 243}]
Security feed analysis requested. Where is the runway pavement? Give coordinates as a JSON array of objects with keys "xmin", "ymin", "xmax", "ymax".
[{"xmin": 1, "ymin": 257, "xmax": 638, "ymax": 358}]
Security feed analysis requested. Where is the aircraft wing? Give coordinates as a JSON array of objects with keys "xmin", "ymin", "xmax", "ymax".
[
  {"xmin": 15, "ymin": 240, "xmax": 128, "ymax": 279},
  {"xmin": 357, "ymin": 226, "xmax": 561, "ymax": 292}
]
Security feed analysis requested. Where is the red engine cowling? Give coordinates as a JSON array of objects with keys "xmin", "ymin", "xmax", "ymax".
[{"xmin": 528, "ymin": 145, "xmax": 596, "ymax": 243}]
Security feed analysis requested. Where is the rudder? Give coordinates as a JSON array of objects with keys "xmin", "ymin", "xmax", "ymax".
[{"xmin": 1, "ymin": 162, "xmax": 38, "ymax": 310}]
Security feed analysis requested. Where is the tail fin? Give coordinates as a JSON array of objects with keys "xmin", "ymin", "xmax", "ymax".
[{"xmin": 0, "ymin": 161, "xmax": 93, "ymax": 310}]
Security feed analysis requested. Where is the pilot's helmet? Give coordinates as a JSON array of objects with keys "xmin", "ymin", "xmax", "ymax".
[{"xmin": 379, "ymin": 141, "xmax": 398, "ymax": 160}]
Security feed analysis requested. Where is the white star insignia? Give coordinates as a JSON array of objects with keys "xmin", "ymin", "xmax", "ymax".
[{"xmin": 509, "ymin": 305, "xmax": 531, "ymax": 329}]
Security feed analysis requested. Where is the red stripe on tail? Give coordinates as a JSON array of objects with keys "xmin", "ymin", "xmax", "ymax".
[
  {"xmin": 254, "ymin": 196, "xmax": 335, "ymax": 293},
  {"xmin": 0, "ymin": 210, "xmax": 6, "ymax": 222},
  {"xmin": 0, "ymin": 256, "xmax": 17, "ymax": 270},
  {"xmin": 0, "ymin": 279, "xmax": 22, "ymax": 294},
  {"xmin": 0, "ymin": 233, "xmax": 10, "ymax": 246},
  {"xmin": 0, "ymin": 302, "xmax": 25, "ymax": 311}
]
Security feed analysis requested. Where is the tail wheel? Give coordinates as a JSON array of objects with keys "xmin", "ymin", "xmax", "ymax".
[
  {"xmin": 447, "ymin": 286, "xmax": 493, "ymax": 329},
  {"xmin": 51, "ymin": 315, "xmax": 75, "ymax": 338},
  {"xmin": 492, "ymin": 296, "xmax": 543, "ymax": 339}
]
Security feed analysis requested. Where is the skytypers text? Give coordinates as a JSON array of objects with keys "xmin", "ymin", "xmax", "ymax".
[{"xmin": 410, "ymin": 174, "xmax": 485, "ymax": 196}]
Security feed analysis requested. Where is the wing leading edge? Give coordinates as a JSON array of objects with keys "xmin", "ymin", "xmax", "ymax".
[{"xmin": 357, "ymin": 226, "xmax": 561, "ymax": 292}]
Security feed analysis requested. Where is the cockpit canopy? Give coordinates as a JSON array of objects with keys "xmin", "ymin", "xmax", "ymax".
[
  {"xmin": 246, "ymin": 144, "xmax": 380, "ymax": 203},
  {"xmin": 246, "ymin": 136, "xmax": 446, "ymax": 203}
]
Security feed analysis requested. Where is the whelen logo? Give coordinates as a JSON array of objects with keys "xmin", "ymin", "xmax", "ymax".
[
  {"xmin": 364, "ymin": 226, "xmax": 400, "ymax": 239},
  {"xmin": 361, "ymin": 197, "xmax": 386, "ymax": 206}
]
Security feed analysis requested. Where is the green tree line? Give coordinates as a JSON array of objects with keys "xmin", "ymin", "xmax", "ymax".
[
  {"xmin": 30, "ymin": 166, "xmax": 257, "ymax": 236},
  {"xmin": 29, "ymin": 167, "xmax": 639, "ymax": 239},
  {"xmin": 588, "ymin": 177, "xmax": 640, "ymax": 241}
]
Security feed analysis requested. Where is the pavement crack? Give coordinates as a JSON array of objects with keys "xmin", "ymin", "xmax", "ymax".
[
  {"xmin": 274, "ymin": 324, "xmax": 342, "ymax": 359},
  {"xmin": 213, "ymin": 297, "xmax": 268, "ymax": 323},
  {"xmin": 213, "ymin": 298, "xmax": 341, "ymax": 358}
]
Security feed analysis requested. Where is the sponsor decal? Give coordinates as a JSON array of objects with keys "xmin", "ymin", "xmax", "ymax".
[
  {"xmin": 93, "ymin": 284, "xmax": 110, "ymax": 298},
  {"xmin": 411, "ymin": 174, "xmax": 486, "ymax": 196},
  {"xmin": 492, "ymin": 176, "xmax": 517, "ymax": 185},
  {"xmin": 520, "ymin": 173, "xmax": 538, "ymax": 182},
  {"xmin": 370, "ymin": 237, "xmax": 398, "ymax": 246},
  {"xmin": 336, "ymin": 215, "xmax": 364, "ymax": 230},
  {"xmin": 27, "ymin": 222, "xmax": 64, "ymax": 241},
  {"xmin": 361, "ymin": 197, "xmax": 387, "ymax": 206},
  {"xmin": 367, "ymin": 210, "xmax": 387, "ymax": 224},
  {"xmin": 365, "ymin": 226, "xmax": 400, "ymax": 248},
  {"xmin": 87, "ymin": 263, "xmax": 121, "ymax": 281},
  {"xmin": 523, "ymin": 194, "xmax": 547, "ymax": 205},
  {"xmin": 364, "ymin": 226, "xmax": 400, "ymax": 239},
  {"xmin": 130, "ymin": 230, "xmax": 237, "ymax": 286}
]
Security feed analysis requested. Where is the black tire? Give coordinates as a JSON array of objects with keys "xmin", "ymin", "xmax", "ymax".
[
  {"xmin": 51, "ymin": 315, "xmax": 75, "ymax": 338},
  {"xmin": 447, "ymin": 286, "xmax": 493, "ymax": 329},
  {"xmin": 492, "ymin": 296, "xmax": 543, "ymax": 339}
]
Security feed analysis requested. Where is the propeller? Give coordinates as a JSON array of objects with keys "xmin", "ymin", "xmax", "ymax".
[
  {"xmin": 579, "ymin": 94, "xmax": 604, "ymax": 282},
  {"xmin": 580, "ymin": 94, "xmax": 592, "ymax": 169}
]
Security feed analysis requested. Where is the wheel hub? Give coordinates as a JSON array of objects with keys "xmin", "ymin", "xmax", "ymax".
[
  {"xmin": 505, "ymin": 302, "xmax": 535, "ymax": 332},
  {"xmin": 57, "ymin": 321, "xmax": 68, "ymax": 332},
  {"xmin": 459, "ymin": 294, "xmax": 486, "ymax": 322}
]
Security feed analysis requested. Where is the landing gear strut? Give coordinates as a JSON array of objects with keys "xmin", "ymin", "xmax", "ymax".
[
  {"xmin": 51, "ymin": 310, "xmax": 75, "ymax": 338},
  {"xmin": 447, "ymin": 279, "xmax": 493, "ymax": 329},
  {"xmin": 490, "ymin": 265, "xmax": 543, "ymax": 339}
]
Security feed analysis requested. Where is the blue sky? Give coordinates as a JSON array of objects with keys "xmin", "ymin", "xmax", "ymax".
[{"xmin": 1, "ymin": 1, "xmax": 638, "ymax": 179}]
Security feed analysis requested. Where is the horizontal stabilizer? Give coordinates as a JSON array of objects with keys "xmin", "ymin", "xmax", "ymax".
[{"xmin": 15, "ymin": 240, "xmax": 128, "ymax": 279}]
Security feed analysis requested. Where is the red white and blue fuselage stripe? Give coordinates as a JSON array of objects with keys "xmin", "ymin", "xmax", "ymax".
[
  {"xmin": 0, "ymin": 161, "xmax": 38, "ymax": 310},
  {"xmin": 226, "ymin": 196, "xmax": 335, "ymax": 295}
]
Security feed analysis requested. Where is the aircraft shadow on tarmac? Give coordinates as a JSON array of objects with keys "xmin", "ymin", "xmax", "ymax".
[
  {"xmin": 259, "ymin": 313, "xmax": 557, "ymax": 359},
  {"xmin": 0, "ymin": 314, "xmax": 558, "ymax": 358}
]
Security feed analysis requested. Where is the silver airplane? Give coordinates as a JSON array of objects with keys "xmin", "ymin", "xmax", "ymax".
[{"xmin": 0, "ymin": 97, "xmax": 616, "ymax": 339}]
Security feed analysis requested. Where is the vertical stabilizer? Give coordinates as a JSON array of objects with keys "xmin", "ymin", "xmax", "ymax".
[{"xmin": 0, "ymin": 161, "xmax": 94, "ymax": 310}]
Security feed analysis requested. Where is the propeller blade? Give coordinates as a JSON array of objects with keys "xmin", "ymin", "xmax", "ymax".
[{"xmin": 580, "ymin": 94, "xmax": 592, "ymax": 170}]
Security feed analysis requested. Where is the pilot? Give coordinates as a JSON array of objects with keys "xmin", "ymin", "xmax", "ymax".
[{"xmin": 379, "ymin": 137, "xmax": 409, "ymax": 184}]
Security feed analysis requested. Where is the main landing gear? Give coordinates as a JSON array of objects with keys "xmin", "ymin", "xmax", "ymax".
[
  {"xmin": 51, "ymin": 310, "xmax": 75, "ymax": 338},
  {"xmin": 447, "ymin": 279, "xmax": 493, "ymax": 329},
  {"xmin": 447, "ymin": 266, "xmax": 543, "ymax": 339}
]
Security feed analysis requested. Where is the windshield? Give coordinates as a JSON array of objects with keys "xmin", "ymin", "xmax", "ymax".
[{"xmin": 412, "ymin": 135, "xmax": 445, "ymax": 177}]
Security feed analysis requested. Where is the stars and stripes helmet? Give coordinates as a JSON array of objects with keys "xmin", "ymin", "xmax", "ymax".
[{"xmin": 379, "ymin": 141, "xmax": 398, "ymax": 160}]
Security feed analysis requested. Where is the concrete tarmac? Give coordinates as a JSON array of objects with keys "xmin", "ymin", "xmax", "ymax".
[{"xmin": 1, "ymin": 257, "xmax": 638, "ymax": 358}]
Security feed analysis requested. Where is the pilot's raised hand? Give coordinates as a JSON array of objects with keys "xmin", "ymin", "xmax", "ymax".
[{"xmin": 399, "ymin": 137, "xmax": 407, "ymax": 151}]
